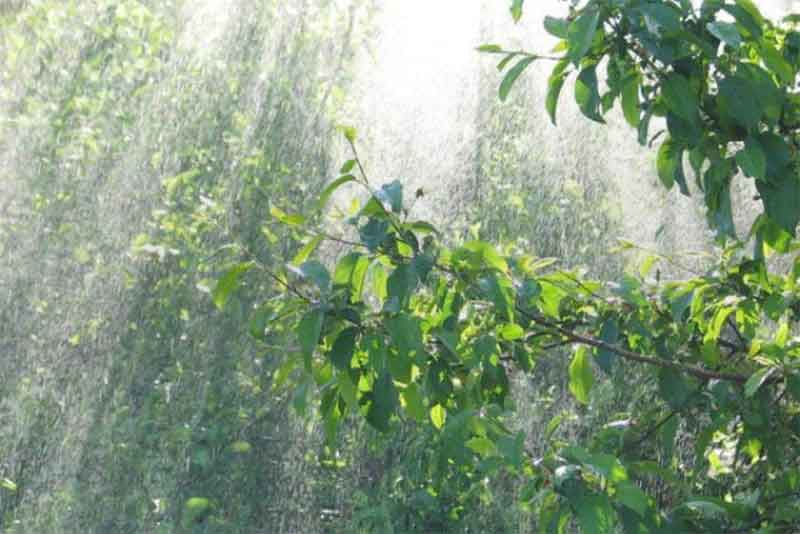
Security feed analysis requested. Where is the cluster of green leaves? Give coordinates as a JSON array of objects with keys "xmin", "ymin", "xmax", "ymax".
[
  {"xmin": 253, "ymin": 133, "xmax": 800, "ymax": 530},
  {"xmin": 485, "ymin": 0, "xmax": 800, "ymax": 248}
]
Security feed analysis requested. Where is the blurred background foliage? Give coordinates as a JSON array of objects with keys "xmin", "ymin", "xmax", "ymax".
[{"xmin": 2, "ymin": 0, "xmax": 793, "ymax": 532}]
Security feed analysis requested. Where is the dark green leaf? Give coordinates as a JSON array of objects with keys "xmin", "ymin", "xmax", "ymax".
[
  {"xmin": 706, "ymin": 21, "xmax": 741, "ymax": 48},
  {"xmin": 717, "ymin": 75, "xmax": 761, "ymax": 131},
  {"xmin": 637, "ymin": 106, "xmax": 653, "ymax": 146},
  {"xmin": 366, "ymin": 371, "xmax": 397, "ymax": 432},
  {"xmin": 298, "ymin": 309, "xmax": 324, "ymax": 369},
  {"xmin": 756, "ymin": 173, "xmax": 800, "ymax": 236},
  {"xmin": 359, "ymin": 218, "xmax": 389, "ymax": 252},
  {"xmin": 377, "ymin": 180, "xmax": 403, "ymax": 213},
  {"xmin": 329, "ymin": 327, "xmax": 358, "ymax": 371},
  {"xmin": 575, "ymin": 65, "xmax": 604, "ymax": 123},
  {"xmin": 387, "ymin": 263, "xmax": 418, "ymax": 309},
  {"xmin": 760, "ymin": 42, "xmax": 794, "ymax": 84},
  {"xmin": 499, "ymin": 56, "xmax": 536, "ymax": 101},
  {"xmin": 544, "ymin": 16, "xmax": 569, "ymax": 38},
  {"xmin": 657, "ymin": 138, "xmax": 689, "ymax": 195},
  {"xmin": 615, "ymin": 481, "xmax": 650, "ymax": 518},
  {"xmin": 595, "ymin": 319, "xmax": 619, "ymax": 374},
  {"xmin": 658, "ymin": 368, "xmax": 694, "ymax": 410},
  {"xmin": 723, "ymin": 2, "xmax": 763, "ymax": 38},
  {"xmin": 661, "ymin": 73, "xmax": 698, "ymax": 123},
  {"xmin": 296, "ymin": 260, "xmax": 330, "ymax": 292},
  {"xmin": 621, "ymin": 74, "xmax": 640, "ymax": 127},
  {"xmin": 640, "ymin": 4, "xmax": 683, "ymax": 36},
  {"xmin": 575, "ymin": 494, "xmax": 615, "ymax": 534},
  {"xmin": 735, "ymin": 135, "xmax": 766, "ymax": 180},
  {"xmin": 568, "ymin": 8, "xmax": 600, "ymax": 65},
  {"xmin": 546, "ymin": 59, "xmax": 570, "ymax": 125}
]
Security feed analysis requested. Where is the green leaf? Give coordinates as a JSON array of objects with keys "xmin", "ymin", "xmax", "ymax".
[
  {"xmin": 0, "ymin": 478, "xmax": 17, "ymax": 492},
  {"xmin": 760, "ymin": 42, "xmax": 794, "ymax": 85},
  {"xmin": 183, "ymin": 497, "xmax": 211, "ymax": 523},
  {"xmin": 477, "ymin": 43, "xmax": 503, "ymax": 53},
  {"xmin": 658, "ymin": 368, "xmax": 694, "ymax": 410},
  {"xmin": 499, "ymin": 56, "xmax": 536, "ymax": 102},
  {"xmin": 497, "ymin": 52, "xmax": 519, "ymax": 72},
  {"xmin": 401, "ymin": 383, "xmax": 426, "ymax": 421},
  {"xmin": 724, "ymin": 3, "xmax": 763, "ymax": 38},
  {"xmin": 367, "ymin": 371, "xmax": 397, "ymax": 432},
  {"xmin": 249, "ymin": 305, "xmax": 272, "ymax": 340},
  {"xmin": 545, "ymin": 413, "xmax": 565, "ymax": 441},
  {"xmin": 337, "ymin": 124, "xmax": 357, "ymax": 143},
  {"xmin": 568, "ymin": 7, "xmax": 600, "ymax": 65},
  {"xmin": 340, "ymin": 159, "xmax": 356, "ymax": 174},
  {"xmin": 295, "ymin": 260, "xmax": 331, "ymax": 292},
  {"xmin": 329, "ymin": 327, "xmax": 358, "ymax": 371},
  {"xmin": 661, "ymin": 73, "xmax": 698, "ymax": 123},
  {"xmin": 681, "ymin": 499, "xmax": 728, "ymax": 518},
  {"xmin": 574, "ymin": 494, "xmax": 615, "ymax": 534},
  {"xmin": 735, "ymin": 135, "xmax": 766, "ymax": 180},
  {"xmin": 705, "ymin": 305, "xmax": 734, "ymax": 343},
  {"xmin": 387, "ymin": 314, "xmax": 423, "ymax": 382},
  {"xmin": 292, "ymin": 235, "xmax": 323, "ymax": 265},
  {"xmin": 546, "ymin": 59, "xmax": 570, "ymax": 126},
  {"xmin": 575, "ymin": 65, "xmax": 604, "ymax": 123},
  {"xmin": 569, "ymin": 346, "xmax": 594, "ymax": 404},
  {"xmin": 334, "ymin": 252, "xmax": 361, "ymax": 285},
  {"xmin": 212, "ymin": 262, "xmax": 254, "ymax": 310},
  {"xmin": 706, "ymin": 21, "xmax": 741, "ymax": 48},
  {"xmin": 657, "ymin": 138, "xmax": 689, "ymax": 195},
  {"xmin": 466, "ymin": 436, "xmax": 496, "ymax": 457},
  {"xmin": 430, "ymin": 403, "xmax": 447, "ymax": 430},
  {"xmin": 318, "ymin": 174, "xmax": 356, "ymax": 210},
  {"xmin": 760, "ymin": 133, "xmax": 792, "ymax": 180},
  {"xmin": 510, "ymin": 0, "xmax": 524, "ymax": 23},
  {"xmin": 387, "ymin": 263, "xmax": 418, "ymax": 309},
  {"xmin": 377, "ymin": 180, "xmax": 403, "ymax": 213},
  {"xmin": 615, "ymin": 481, "xmax": 650, "ymax": 518},
  {"xmin": 270, "ymin": 205, "xmax": 305, "ymax": 226},
  {"xmin": 544, "ymin": 16, "xmax": 569, "ymax": 38},
  {"xmin": 298, "ymin": 309, "xmax": 324, "ymax": 369},
  {"xmin": 640, "ymin": 4, "xmax": 683, "ymax": 36},
  {"xmin": 745, "ymin": 367, "xmax": 775, "ymax": 397},
  {"xmin": 717, "ymin": 75, "xmax": 761, "ymax": 131},
  {"xmin": 756, "ymin": 173, "xmax": 800, "ymax": 236},
  {"xmin": 498, "ymin": 323, "xmax": 525, "ymax": 341},
  {"xmin": 621, "ymin": 74, "xmax": 641, "ymax": 128},
  {"xmin": 595, "ymin": 319, "xmax": 619, "ymax": 374}
]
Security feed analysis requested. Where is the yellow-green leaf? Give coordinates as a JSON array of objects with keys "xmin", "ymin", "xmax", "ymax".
[
  {"xmin": 569, "ymin": 345, "xmax": 593, "ymax": 404},
  {"xmin": 430, "ymin": 403, "xmax": 447, "ymax": 429}
]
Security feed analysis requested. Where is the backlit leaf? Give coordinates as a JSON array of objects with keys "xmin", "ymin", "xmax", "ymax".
[
  {"xmin": 569, "ymin": 346, "xmax": 593, "ymax": 404},
  {"xmin": 430, "ymin": 403, "xmax": 447, "ymax": 430},
  {"xmin": 213, "ymin": 262, "xmax": 254, "ymax": 310}
]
